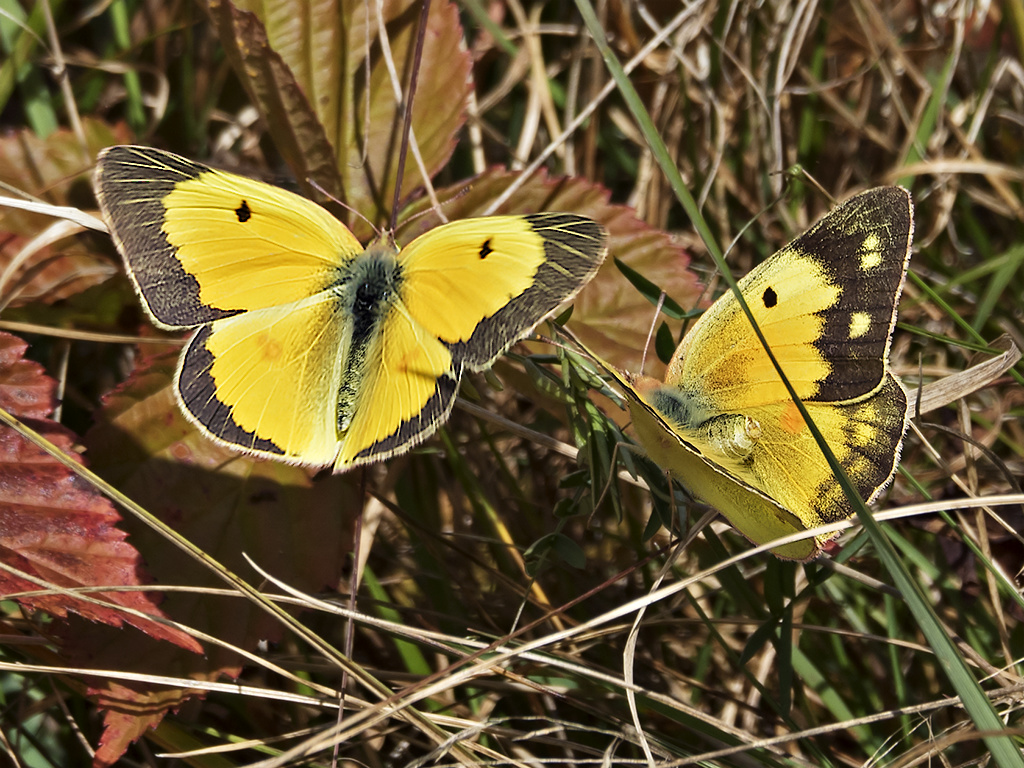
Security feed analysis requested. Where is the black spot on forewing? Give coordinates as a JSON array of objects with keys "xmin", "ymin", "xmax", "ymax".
[
  {"xmin": 479, "ymin": 239, "xmax": 493, "ymax": 259},
  {"xmin": 762, "ymin": 287, "xmax": 778, "ymax": 308},
  {"xmin": 235, "ymin": 200, "xmax": 252, "ymax": 222},
  {"xmin": 452, "ymin": 213, "xmax": 608, "ymax": 369}
]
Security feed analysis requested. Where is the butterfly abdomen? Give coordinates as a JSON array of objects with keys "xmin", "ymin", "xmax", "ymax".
[{"xmin": 335, "ymin": 249, "xmax": 404, "ymax": 432}]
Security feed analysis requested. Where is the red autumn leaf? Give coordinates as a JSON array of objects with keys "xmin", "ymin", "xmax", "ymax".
[
  {"xmin": 0, "ymin": 332, "xmax": 201, "ymax": 652},
  {"xmin": 75, "ymin": 346, "xmax": 360, "ymax": 765}
]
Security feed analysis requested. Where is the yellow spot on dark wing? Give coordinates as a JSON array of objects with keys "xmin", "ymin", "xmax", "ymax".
[
  {"xmin": 779, "ymin": 400, "xmax": 805, "ymax": 434},
  {"xmin": 849, "ymin": 311, "xmax": 871, "ymax": 339},
  {"xmin": 849, "ymin": 455, "xmax": 870, "ymax": 477},
  {"xmin": 860, "ymin": 233, "xmax": 882, "ymax": 270},
  {"xmin": 850, "ymin": 403, "xmax": 878, "ymax": 445}
]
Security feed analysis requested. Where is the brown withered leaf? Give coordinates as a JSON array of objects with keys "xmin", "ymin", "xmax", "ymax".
[
  {"xmin": 0, "ymin": 120, "xmax": 128, "ymax": 307},
  {"xmin": 206, "ymin": 0, "xmax": 471, "ymax": 227},
  {"xmin": 205, "ymin": 0, "xmax": 344, "ymax": 201}
]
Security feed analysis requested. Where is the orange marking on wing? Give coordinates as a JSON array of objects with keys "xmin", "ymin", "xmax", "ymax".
[
  {"xmin": 257, "ymin": 331, "xmax": 284, "ymax": 362},
  {"xmin": 779, "ymin": 400, "xmax": 806, "ymax": 434}
]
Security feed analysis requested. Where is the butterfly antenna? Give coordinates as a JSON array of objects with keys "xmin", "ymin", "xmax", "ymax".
[
  {"xmin": 775, "ymin": 164, "xmax": 833, "ymax": 204},
  {"xmin": 388, "ymin": 0, "xmax": 432, "ymax": 233},
  {"xmin": 400, "ymin": 185, "xmax": 471, "ymax": 229},
  {"xmin": 640, "ymin": 292, "xmax": 667, "ymax": 373},
  {"xmin": 308, "ymin": 178, "xmax": 382, "ymax": 238}
]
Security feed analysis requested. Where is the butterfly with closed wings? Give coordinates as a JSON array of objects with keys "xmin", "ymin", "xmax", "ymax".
[{"xmin": 588, "ymin": 187, "xmax": 913, "ymax": 560}]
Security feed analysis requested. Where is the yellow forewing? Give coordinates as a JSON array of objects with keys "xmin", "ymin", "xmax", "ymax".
[
  {"xmin": 668, "ymin": 251, "xmax": 839, "ymax": 407},
  {"xmin": 163, "ymin": 172, "xmax": 362, "ymax": 312},
  {"xmin": 400, "ymin": 217, "xmax": 546, "ymax": 343}
]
